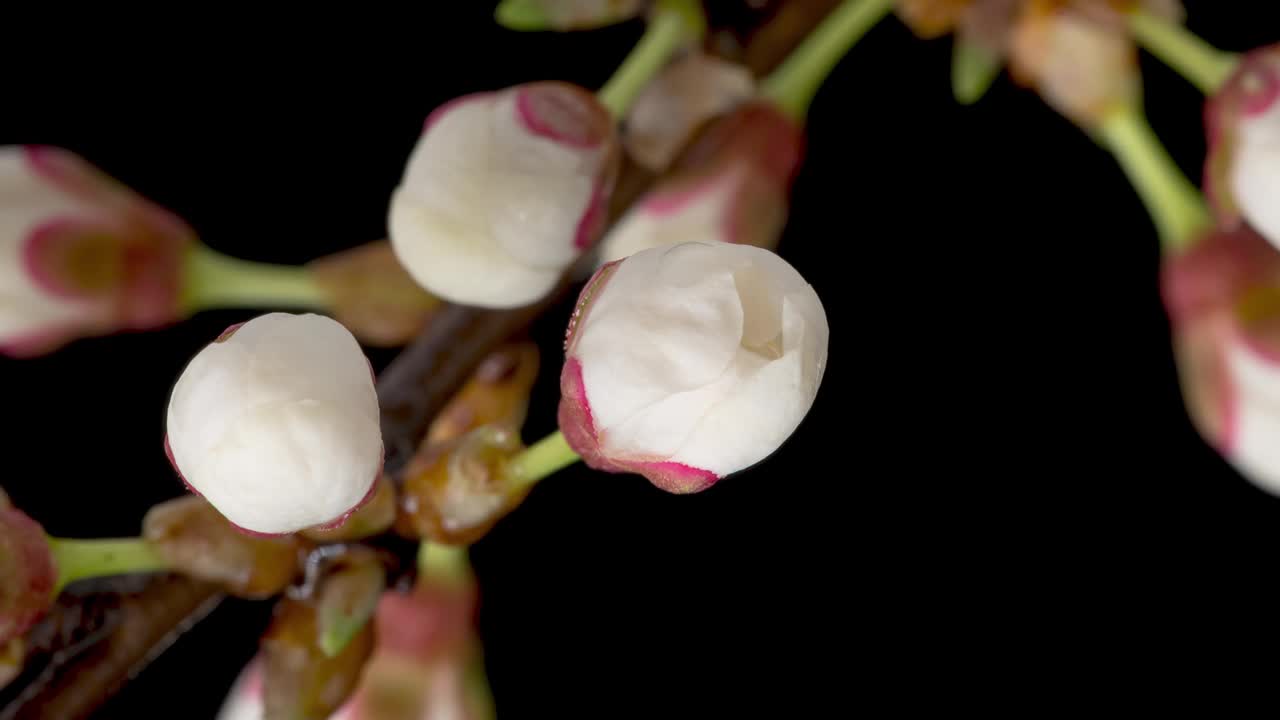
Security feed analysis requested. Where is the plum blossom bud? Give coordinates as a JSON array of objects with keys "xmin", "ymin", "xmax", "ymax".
[
  {"xmin": 0, "ymin": 503, "xmax": 55, "ymax": 646},
  {"xmin": 560, "ymin": 242, "xmax": 828, "ymax": 493},
  {"xmin": 1009, "ymin": 1, "xmax": 1139, "ymax": 126},
  {"xmin": 1204, "ymin": 45, "xmax": 1280, "ymax": 249},
  {"xmin": 622, "ymin": 52, "xmax": 756, "ymax": 172},
  {"xmin": 165, "ymin": 313, "xmax": 383, "ymax": 536},
  {"xmin": 0, "ymin": 146, "xmax": 192, "ymax": 357},
  {"xmin": 389, "ymin": 82, "xmax": 620, "ymax": 309},
  {"xmin": 1162, "ymin": 225, "xmax": 1280, "ymax": 494},
  {"xmin": 142, "ymin": 496, "xmax": 306, "ymax": 598},
  {"xmin": 599, "ymin": 101, "xmax": 804, "ymax": 264}
]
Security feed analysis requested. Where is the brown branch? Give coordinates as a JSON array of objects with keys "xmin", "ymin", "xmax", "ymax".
[{"xmin": 1, "ymin": 4, "xmax": 844, "ymax": 717}]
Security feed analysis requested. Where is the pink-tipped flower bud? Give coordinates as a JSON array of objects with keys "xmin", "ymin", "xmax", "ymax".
[
  {"xmin": 560, "ymin": 242, "xmax": 828, "ymax": 493},
  {"xmin": 622, "ymin": 52, "xmax": 756, "ymax": 173},
  {"xmin": 1162, "ymin": 225, "xmax": 1280, "ymax": 494},
  {"xmin": 0, "ymin": 503, "xmax": 55, "ymax": 646},
  {"xmin": 165, "ymin": 313, "xmax": 383, "ymax": 536},
  {"xmin": 389, "ymin": 82, "xmax": 619, "ymax": 309},
  {"xmin": 599, "ymin": 101, "xmax": 804, "ymax": 264},
  {"xmin": 1204, "ymin": 44, "xmax": 1280, "ymax": 249},
  {"xmin": 0, "ymin": 146, "xmax": 192, "ymax": 357}
]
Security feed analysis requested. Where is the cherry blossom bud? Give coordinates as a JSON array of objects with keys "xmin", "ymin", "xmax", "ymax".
[
  {"xmin": 389, "ymin": 82, "xmax": 620, "ymax": 309},
  {"xmin": 1162, "ymin": 225, "xmax": 1280, "ymax": 494},
  {"xmin": 142, "ymin": 496, "xmax": 305, "ymax": 598},
  {"xmin": 1204, "ymin": 45, "xmax": 1280, "ymax": 249},
  {"xmin": 0, "ymin": 503, "xmax": 55, "ymax": 646},
  {"xmin": 1009, "ymin": 1, "xmax": 1138, "ymax": 127},
  {"xmin": 165, "ymin": 313, "xmax": 383, "ymax": 536},
  {"xmin": 599, "ymin": 101, "xmax": 803, "ymax": 264},
  {"xmin": 560, "ymin": 242, "xmax": 828, "ymax": 493},
  {"xmin": 0, "ymin": 146, "xmax": 192, "ymax": 357},
  {"xmin": 307, "ymin": 240, "xmax": 441, "ymax": 347},
  {"xmin": 622, "ymin": 51, "xmax": 756, "ymax": 172}
]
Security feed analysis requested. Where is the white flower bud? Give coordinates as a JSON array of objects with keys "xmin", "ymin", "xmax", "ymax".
[
  {"xmin": 0, "ymin": 145, "xmax": 191, "ymax": 356},
  {"xmin": 559, "ymin": 242, "xmax": 827, "ymax": 493},
  {"xmin": 389, "ymin": 82, "xmax": 618, "ymax": 309},
  {"xmin": 1229, "ymin": 86, "xmax": 1280, "ymax": 249},
  {"xmin": 165, "ymin": 313, "xmax": 382, "ymax": 535}
]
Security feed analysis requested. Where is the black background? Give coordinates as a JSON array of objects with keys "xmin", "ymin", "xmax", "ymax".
[{"xmin": 2, "ymin": 2, "xmax": 1280, "ymax": 716}]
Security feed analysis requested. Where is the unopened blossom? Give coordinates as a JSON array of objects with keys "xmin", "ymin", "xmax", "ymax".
[
  {"xmin": 1204, "ymin": 45, "xmax": 1280, "ymax": 250},
  {"xmin": 560, "ymin": 242, "xmax": 828, "ymax": 493},
  {"xmin": 1009, "ymin": 0, "xmax": 1139, "ymax": 126},
  {"xmin": 0, "ymin": 145, "xmax": 192, "ymax": 356},
  {"xmin": 0, "ymin": 501, "xmax": 55, "ymax": 646},
  {"xmin": 389, "ymin": 82, "xmax": 619, "ymax": 309},
  {"xmin": 1162, "ymin": 225, "xmax": 1280, "ymax": 494},
  {"xmin": 165, "ymin": 313, "xmax": 383, "ymax": 536},
  {"xmin": 599, "ymin": 101, "xmax": 803, "ymax": 264},
  {"xmin": 622, "ymin": 51, "xmax": 756, "ymax": 172}
]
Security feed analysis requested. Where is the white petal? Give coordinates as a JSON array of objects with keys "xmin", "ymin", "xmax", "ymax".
[
  {"xmin": 1232, "ymin": 102, "xmax": 1280, "ymax": 249},
  {"xmin": 577, "ymin": 243, "xmax": 744, "ymax": 438},
  {"xmin": 166, "ymin": 313, "xmax": 381, "ymax": 535}
]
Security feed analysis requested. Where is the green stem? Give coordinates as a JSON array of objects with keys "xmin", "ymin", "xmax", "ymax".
[
  {"xmin": 1128, "ymin": 9, "xmax": 1239, "ymax": 95},
  {"xmin": 759, "ymin": 0, "xmax": 894, "ymax": 121},
  {"xmin": 596, "ymin": 0, "xmax": 705, "ymax": 119},
  {"xmin": 48, "ymin": 537, "xmax": 168, "ymax": 593},
  {"xmin": 181, "ymin": 242, "xmax": 330, "ymax": 314},
  {"xmin": 1095, "ymin": 104, "xmax": 1211, "ymax": 252},
  {"xmin": 417, "ymin": 542, "xmax": 472, "ymax": 585},
  {"xmin": 505, "ymin": 431, "xmax": 581, "ymax": 489}
]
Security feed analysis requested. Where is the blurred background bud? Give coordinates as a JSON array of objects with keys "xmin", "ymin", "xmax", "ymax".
[
  {"xmin": 1009, "ymin": 0, "xmax": 1140, "ymax": 126},
  {"xmin": 600, "ymin": 101, "xmax": 803, "ymax": 263},
  {"xmin": 0, "ymin": 146, "xmax": 192, "ymax": 357},
  {"xmin": 622, "ymin": 51, "xmax": 756, "ymax": 172},
  {"xmin": 0, "ymin": 501, "xmax": 55, "ymax": 647},
  {"xmin": 1162, "ymin": 225, "xmax": 1280, "ymax": 495},
  {"xmin": 1204, "ymin": 45, "xmax": 1280, "ymax": 248}
]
